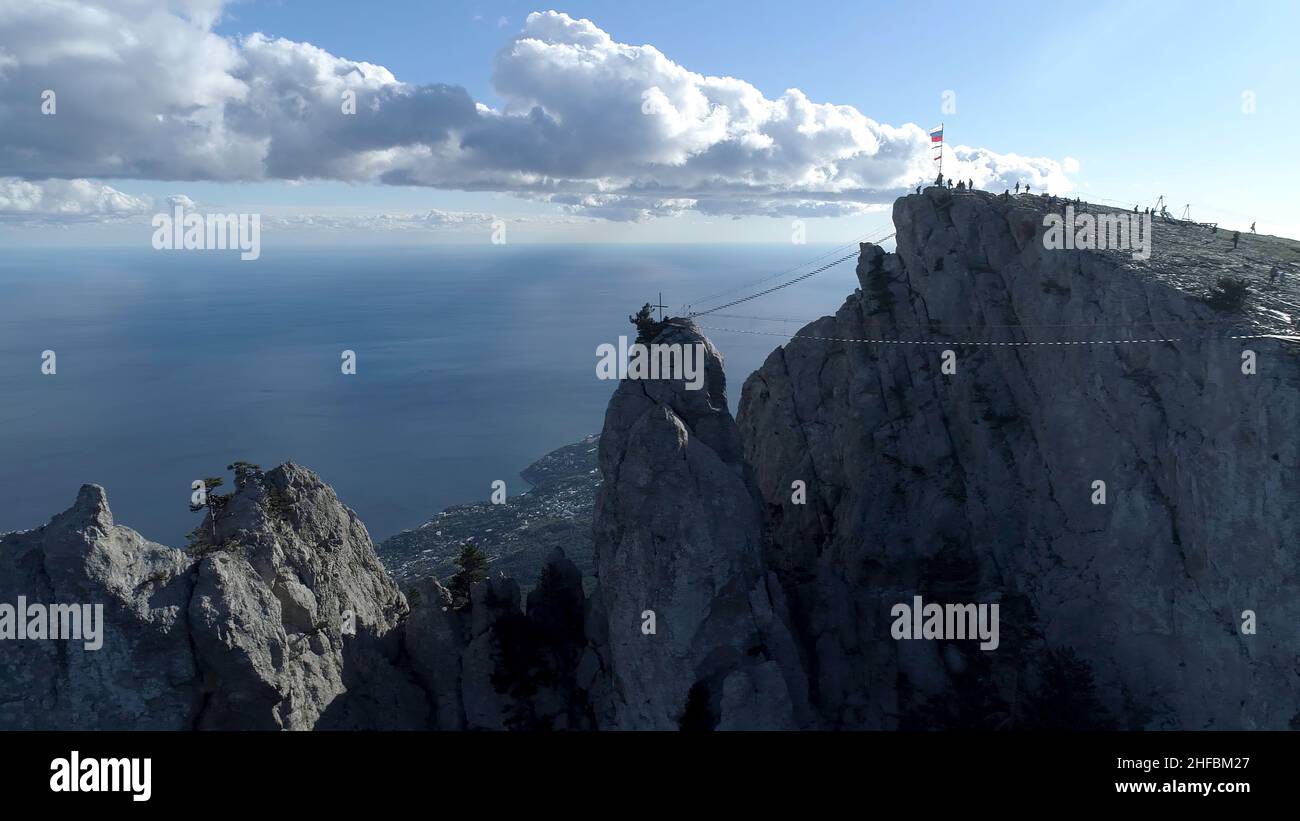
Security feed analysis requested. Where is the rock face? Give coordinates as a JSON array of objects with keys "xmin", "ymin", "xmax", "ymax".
[
  {"xmin": 735, "ymin": 189, "xmax": 1300, "ymax": 729},
  {"xmin": 0, "ymin": 485, "xmax": 198, "ymax": 729},
  {"xmin": 403, "ymin": 549, "xmax": 595, "ymax": 730},
  {"xmin": 583, "ymin": 320, "xmax": 813, "ymax": 729},
  {"xmin": 0, "ymin": 461, "xmax": 596, "ymax": 731},
  {"xmin": 185, "ymin": 463, "xmax": 428, "ymax": 730},
  {"xmin": 0, "ymin": 463, "xmax": 430, "ymax": 730}
]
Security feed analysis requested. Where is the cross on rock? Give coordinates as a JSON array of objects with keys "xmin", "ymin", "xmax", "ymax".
[{"xmin": 651, "ymin": 292, "xmax": 668, "ymax": 322}]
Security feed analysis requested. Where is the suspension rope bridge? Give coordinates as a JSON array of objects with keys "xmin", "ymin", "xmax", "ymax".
[
  {"xmin": 682, "ymin": 237, "xmax": 879, "ymax": 312},
  {"xmin": 684, "ymin": 246, "xmax": 880, "ymax": 318},
  {"xmin": 681, "ymin": 226, "xmax": 898, "ymax": 318}
]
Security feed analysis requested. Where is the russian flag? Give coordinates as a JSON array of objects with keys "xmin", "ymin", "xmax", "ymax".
[{"xmin": 929, "ymin": 126, "xmax": 943, "ymax": 143}]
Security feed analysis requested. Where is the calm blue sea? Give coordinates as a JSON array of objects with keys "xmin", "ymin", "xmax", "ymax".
[{"xmin": 0, "ymin": 243, "xmax": 858, "ymax": 546}]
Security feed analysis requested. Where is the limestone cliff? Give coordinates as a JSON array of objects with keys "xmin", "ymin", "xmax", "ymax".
[
  {"xmin": 735, "ymin": 188, "xmax": 1300, "ymax": 729},
  {"xmin": 0, "ymin": 461, "xmax": 594, "ymax": 731},
  {"xmin": 0, "ymin": 462, "xmax": 429, "ymax": 729},
  {"xmin": 581, "ymin": 321, "xmax": 813, "ymax": 729}
]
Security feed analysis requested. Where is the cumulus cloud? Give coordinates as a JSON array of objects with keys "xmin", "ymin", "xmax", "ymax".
[
  {"xmin": 945, "ymin": 146, "xmax": 1073, "ymax": 194},
  {"xmin": 0, "ymin": 3, "xmax": 1076, "ymax": 221},
  {"xmin": 0, "ymin": 178, "xmax": 151, "ymax": 219},
  {"xmin": 165, "ymin": 193, "xmax": 197, "ymax": 211}
]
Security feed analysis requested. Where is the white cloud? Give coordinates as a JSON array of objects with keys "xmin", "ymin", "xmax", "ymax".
[
  {"xmin": 943, "ymin": 146, "xmax": 1074, "ymax": 194},
  {"xmin": 0, "ymin": 4, "xmax": 1077, "ymax": 220},
  {"xmin": 0, "ymin": 178, "xmax": 151, "ymax": 219}
]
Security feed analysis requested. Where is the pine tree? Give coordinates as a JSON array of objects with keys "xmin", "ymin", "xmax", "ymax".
[
  {"xmin": 189, "ymin": 475, "xmax": 230, "ymax": 545},
  {"xmin": 629, "ymin": 302, "xmax": 662, "ymax": 344},
  {"xmin": 449, "ymin": 542, "xmax": 489, "ymax": 607}
]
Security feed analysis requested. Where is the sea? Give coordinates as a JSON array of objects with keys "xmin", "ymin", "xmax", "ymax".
[{"xmin": 0, "ymin": 243, "xmax": 862, "ymax": 546}]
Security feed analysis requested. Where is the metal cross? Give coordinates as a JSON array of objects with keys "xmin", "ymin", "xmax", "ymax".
[{"xmin": 652, "ymin": 292, "xmax": 668, "ymax": 322}]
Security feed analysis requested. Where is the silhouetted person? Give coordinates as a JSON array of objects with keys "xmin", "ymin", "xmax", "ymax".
[
  {"xmin": 948, "ymin": 178, "xmax": 954, "ymax": 189},
  {"xmin": 1025, "ymin": 184, "xmax": 1031, "ymax": 194},
  {"xmin": 916, "ymin": 184, "xmax": 922, "ymax": 194},
  {"xmin": 1003, "ymin": 189, "xmax": 1009, "ymax": 198},
  {"xmin": 956, "ymin": 180, "xmax": 965, "ymax": 190},
  {"xmin": 968, "ymin": 178, "xmax": 974, "ymax": 190},
  {"xmin": 1269, "ymin": 265, "xmax": 1280, "ymax": 285},
  {"xmin": 1231, "ymin": 231, "xmax": 1240, "ymax": 249},
  {"xmin": 1251, "ymin": 222, "xmax": 1256, "ymax": 233},
  {"xmin": 936, "ymin": 172, "xmax": 944, "ymax": 186},
  {"xmin": 1015, "ymin": 182, "xmax": 1020, "ymax": 194}
]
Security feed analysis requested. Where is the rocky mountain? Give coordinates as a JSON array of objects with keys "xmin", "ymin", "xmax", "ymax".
[
  {"xmin": 0, "ymin": 462, "xmax": 427, "ymax": 729},
  {"xmin": 0, "ymin": 460, "xmax": 593, "ymax": 730},
  {"xmin": 578, "ymin": 320, "xmax": 815, "ymax": 729},
  {"xmin": 734, "ymin": 189, "xmax": 1299, "ymax": 729},
  {"xmin": 2, "ymin": 187, "xmax": 1295, "ymax": 730}
]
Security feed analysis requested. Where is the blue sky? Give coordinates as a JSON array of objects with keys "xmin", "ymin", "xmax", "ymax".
[{"xmin": 2, "ymin": 0, "xmax": 1297, "ymax": 242}]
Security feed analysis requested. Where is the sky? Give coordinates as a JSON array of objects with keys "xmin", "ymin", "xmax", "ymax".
[{"xmin": 1, "ymin": 0, "xmax": 1296, "ymax": 244}]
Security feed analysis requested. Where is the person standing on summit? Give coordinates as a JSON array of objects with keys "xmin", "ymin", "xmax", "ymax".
[{"xmin": 1232, "ymin": 231, "xmax": 1240, "ymax": 250}]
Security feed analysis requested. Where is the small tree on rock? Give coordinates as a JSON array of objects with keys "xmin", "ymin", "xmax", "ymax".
[
  {"xmin": 629, "ymin": 303, "xmax": 663, "ymax": 344},
  {"xmin": 1206, "ymin": 276, "xmax": 1249, "ymax": 312},
  {"xmin": 449, "ymin": 542, "xmax": 489, "ymax": 607},
  {"xmin": 189, "ymin": 475, "xmax": 231, "ymax": 545}
]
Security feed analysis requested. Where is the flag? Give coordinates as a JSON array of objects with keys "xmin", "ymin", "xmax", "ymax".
[{"xmin": 929, "ymin": 126, "xmax": 944, "ymax": 143}]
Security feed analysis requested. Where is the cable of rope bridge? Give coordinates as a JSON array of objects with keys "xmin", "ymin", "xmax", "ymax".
[
  {"xmin": 683, "ymin": 239, "xmax": 869, "ymax": 311},
  {"xmin": 685, "ymin": 234, "xmax": 895, "ymax": 318}
]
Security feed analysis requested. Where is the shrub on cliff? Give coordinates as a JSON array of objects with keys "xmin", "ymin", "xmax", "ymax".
[
  {"xmin": 1206, "ymin": 276, "xmax": 1249, "ymax": 312},
  {"xmin": 629, "ymin": 303, "xmax": 663, "ymax": 344},
  {"xmin": 449, "ymin": 542, "xmax": 489, "ymax": 607}
]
